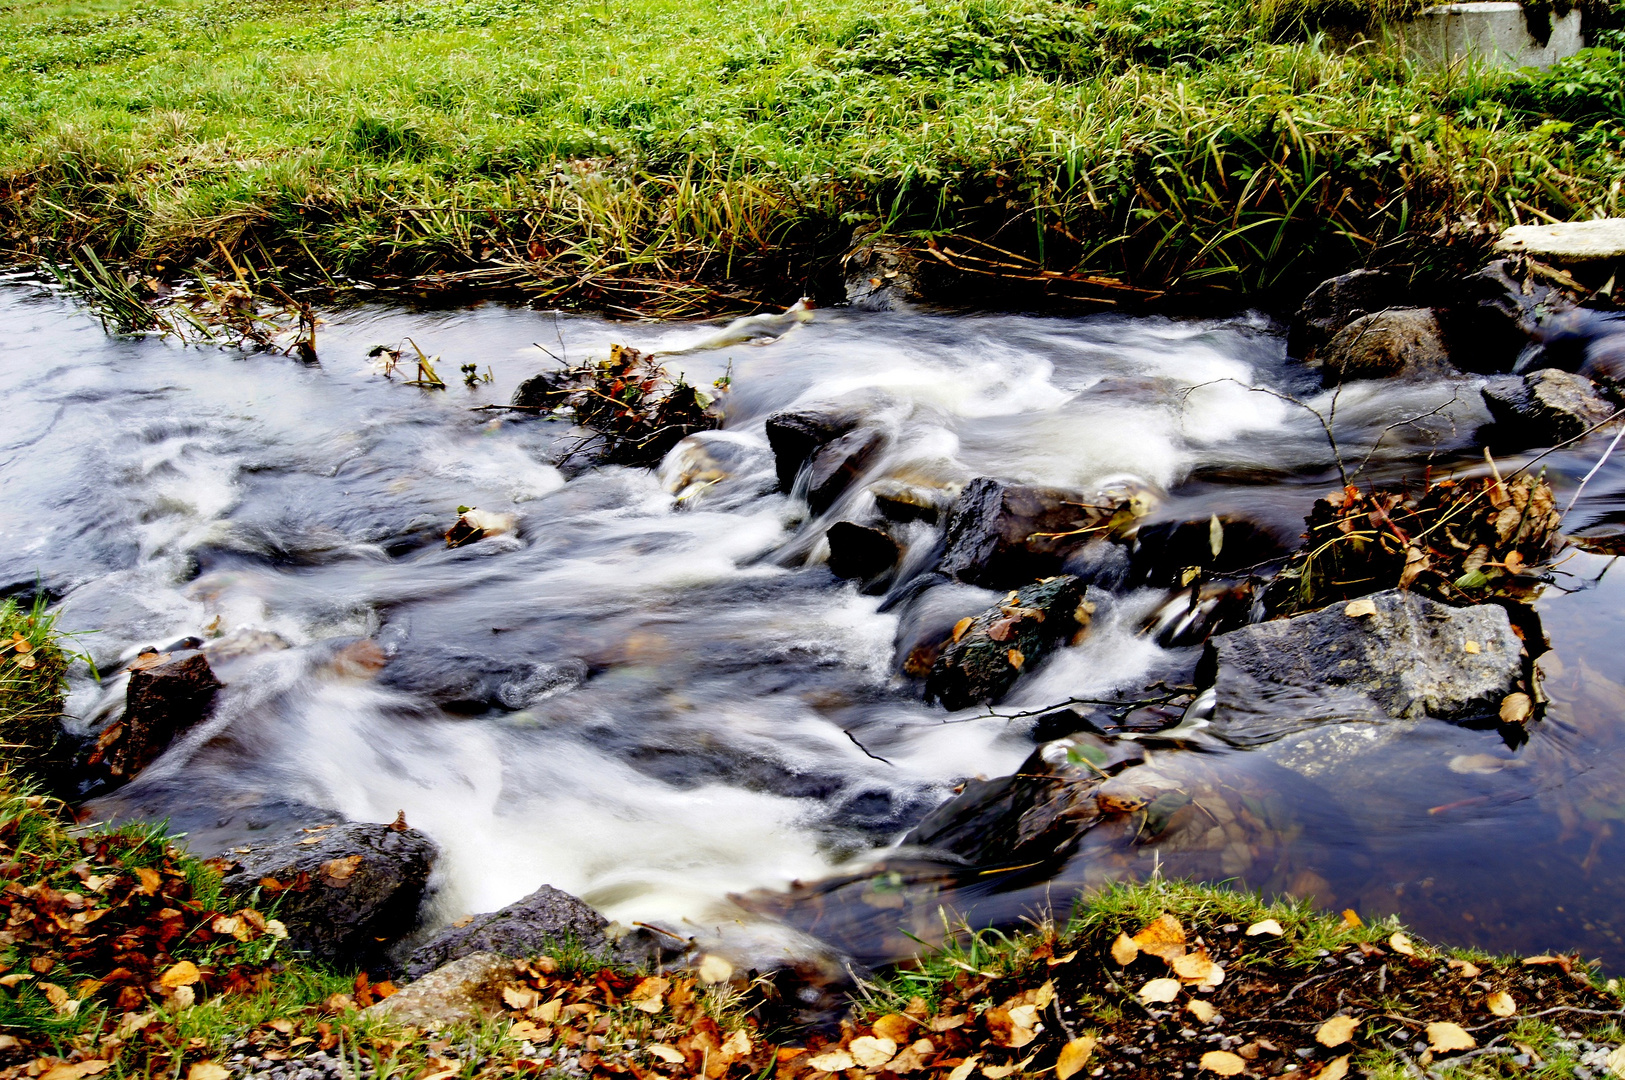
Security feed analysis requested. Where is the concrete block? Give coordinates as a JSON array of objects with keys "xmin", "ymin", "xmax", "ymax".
[{"xmin": 1392, "ymin": 2, "xmax": 1583, "ymax": 70}]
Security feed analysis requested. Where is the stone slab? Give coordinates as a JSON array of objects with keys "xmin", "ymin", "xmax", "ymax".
[{"xmin": 1394, "ymin": 2, "xmax": 1582, "ymax": 70}]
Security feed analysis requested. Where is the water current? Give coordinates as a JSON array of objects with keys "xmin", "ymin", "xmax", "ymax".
[{"xmin": 2, "ymin": 281, "xmax": 1623, "ymax": 978}]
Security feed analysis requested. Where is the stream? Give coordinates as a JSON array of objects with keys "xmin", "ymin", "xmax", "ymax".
[{"xmin": 2, "ymin": 281, "xmax": 1623, "ymax": 978}]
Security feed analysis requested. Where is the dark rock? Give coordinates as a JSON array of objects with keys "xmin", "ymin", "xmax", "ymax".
[
  {"xmin": 220, "ymin": 822, "xmax": 437, "ymax": 966},
  {"xmin": 406, "ymin": 884, "xmax": 669, "ymax": 980},
  {"xmin": 826, "ymin": 521, "xmax": 899, "ymax": 582},
  {"xmin": 925, "ymin": 575, "xmax": 1084, "ymax": 710},
  {"xmin": 806, "ymin": 427, "xmax": 885, "ymax": 514},
  {"xmin": 869, "ymin": 478, "xmax": 954, "ymax": 524},
  {"xmin": 1482, "ymin": 368, "xmax": 1619, "ymax": 445},
  {"xmin": 1128, "ymin": 515, "xmax": 1289, "ymax": 588},
  {"xmin": 903, "ymin": 735, "xmax": 1140, "ymax": 867},
  {"xmin": 1289, "ymin": 269, "xmax": 1407, "ymax": 359},
  {"xmin": 366, "ymin": 952, "xmax": 516, "ymax": 1027},
  {"xmin": 1141, "ymin": 581, "xmax": 1258, "ymax": 649},
  {"xmin": 938, "ymin": 477, "xmax": 1092, "ymax": 589},
  {"xmin": 1580, "ymin": 314, "xmax": 1625, "ymax": 387},
  {"xmin": 1437, "ymin": 259, "xmax": 1566, "ymax": 374},
  {"xmin": 764, "ymin": 408, "xmax": 860, "ymax": 492},
  {"xmin": 90, "ymin": 650, "xmax": 222, "ymax": 781},
  {"xmin": 1319, "ymin": 307, "xmax": 1455, "ymax": 384},
  {"xmin": 843, "ymin": 224, "xmax": 926, "ymax": 311},
  {"xmin": 1203, "ymin": 589, "xmax": 1523, "ymax": 746},
  {"xmin": 512, "ymin": 373, "xmax": 554, "ymax": 410}
]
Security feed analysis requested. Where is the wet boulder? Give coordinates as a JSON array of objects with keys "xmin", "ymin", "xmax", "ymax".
[
  {"xmin": 869, "ymin": 477, "xmax": 956, "ymax": 525},
  {"xmin": 843, "ymin": 223, "xmax": 926, "ymax": 311},
  {"xmin": 366, "ymin": 952, "xmax": 517, "ymax": 1028},
  {"xmin": 806, "ymin": 427, "xmax": 885, "ymax": 514},
  {"xmin": 903, "ymin": 735, "xmax": 1141, "ymax": 867},
  {"xmin": 89, "ymin": 649, "xmax": 222, "ymax": 782},
  {"xmin": 825, "ymin": 521, "xmax": 899, "ymax": 583},
  {"xmin": 219, "ymin": 822, "xmax": 437, "ymax": 966},
  {"xmin": 938, "ymin": 477, "xmax": 1104, "ymax": 589},
  {"xmin": 1128, "ymin": 515, "xmax": 1288, "ymax": 588},
  {"xmin": 406, "ymin": 883, "xmax": 668, "ymax": 980},
  {"xmin": 1482, "ymin": 368, "xmax": 1619, "ymax": 445},
  {"xmin": 1289, "ymin": 269, "xmax": 1408, "ymax": 359},
  {"xmin": 1436, "ymin": 259, "xmax": 1567, "ymax": 374},
  {"xmin": 1319, "ymin": 307, "xmax": 1455, "ymax": 384},
  {"xmin": 1202, "ymin": 589, "xmax": 1524, "ymax": 746},
  {"xmin": 764, "ymin": 408, "xmax": 859, "ymax": 492},
  {"xmin": 925, "ymin": 575, "xmax": 1084, "ymax": 710}
]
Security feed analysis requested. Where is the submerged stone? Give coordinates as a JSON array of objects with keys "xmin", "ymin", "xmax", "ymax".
[
  {"xmin": 764, "ymin": 407, "xmax": 860, "ymax": 493},
  {"xmin": 806, "ymin": 427, "xmax": 886, "ymax": 514},
  {"xmin": 825, "ymin": 521, "xmax": 900, "ymax": 582}
]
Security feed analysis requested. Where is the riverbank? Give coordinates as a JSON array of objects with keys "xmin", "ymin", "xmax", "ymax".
[{"xmin": 1, "ymin": 0, "xmax": 1622, "ymax": 316}]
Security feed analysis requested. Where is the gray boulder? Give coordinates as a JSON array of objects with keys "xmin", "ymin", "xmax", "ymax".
[
  {"xmin": 220, "ymin": 822, "xmax": 437, "ymax": 966},
  {"xmin": 1438, "ymin": 259, "xmax": 1568, "ymax": 374},
  {"xmin": 405, "ymin": 884, "xmax": 671, "ymax": 980},
  {"xmin": 1483, "ymin": 368, "xmax": 1619, "ymax": 444},
  {"xmin": 764, "ymin": 408, "xmax": 859, "ymax": 492},
  {"xmin": 938, "ymin": 477, "xmax": 1093, "ymax": 589},
  {"xmin": 1319, "ymin": 307, "xmax": 1455, "ymax": 384},
  {"xmin": 1203, "ymin": 589, "xmax": 1523, "ymax": 746},
  {"xmin": 806, "ymin": 427, "xmax": 886, "ymax": 514},
  {"xmin": 1289, "ymin": 269, "xmax": 1407, "ymax": 359},
  {"xmin": 364, "ymin": 952, "xmax": 516, "ymax": 1029},
  {"xmin": 1494, "ymin": 219, "xmax": 1625, "ymax": 269}
]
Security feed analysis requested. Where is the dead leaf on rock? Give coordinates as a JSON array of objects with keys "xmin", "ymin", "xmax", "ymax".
[
  {"xmin": 1427, "ymin": 1022, "xmax": 1476, "ymax": 1053},
  {"xmin": 1486, "ymin": 991, "xmax": 1517, "ymax": 1017},
  {"xmin": 1344, "ymin": 598, "xmax": 1378, "ymax": 617},
  {"xmin": 1055, "ymin": 1037, "xmax": 1096, "ymax": 1080},
  {"xmin": 1316, "ymin": 1015, "xmax": 1359, "ymax": 1047},
  {"xmin": 1199, "ymin": 1050, "xmax": 1246, "ymax": 1075},
  {"xmin": 319, "ymin": 855, "xmax": 363, "ymax": 887},
  {"xmin": 1139, "ymin": 977, "xmax": 1181, "ymax": 1003},
  {"xmin": 1245, "ymin": 919, "xmax": 1283, "ymax": 937},
  {"xmin": 1110, "ymin": 933, "xmax": 1139, "ymax": 965}
]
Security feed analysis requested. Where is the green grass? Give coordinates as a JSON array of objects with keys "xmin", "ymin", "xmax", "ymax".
[
  {"xmin": 0, "ymin": 0, "xmax": 1621, "ymax": 313},
  {"xmin": 0, "ymin": 593, "xmax": 73, "ymax": 778}
]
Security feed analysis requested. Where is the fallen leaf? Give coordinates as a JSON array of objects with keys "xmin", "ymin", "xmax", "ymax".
[
  {"xmin": 1426, "ymin": 1022, "xmax": 1475, "ymax": 1053},
  {"xmin": 1132, "ymin": 914, "xmax": 1187, "ymax": 962},
  {"xmin": 1344, "ymin": 598, "xmax": 1377, "ymax": 617},
  {"xmin": 947, "ymin": 1055, "xmax": 981, "ymax": 1080},
  {"xmin": 1007, "ymin": 649, "xmax": 1025, "ymax": 670},
  {"xmin": 1341, "ymin": 909, "xmax": 1362, "ymax": 928},
  {"xmin": 1486, "ymin": 991, "xmax": 1516, "ymax": 1017},
  {"xmin": 1033, "ymin": 980, "xmax": 1055, "ymax": 1010},
  {"xmin": 188, "ymin": 1063, "xmax": 230, "ymax": 1080},
  {"xmin": 873, "ymin": 1015, "xmax": 914, "ymax": 1043},
  {"xmin": 849, "ymin": 1036, "xmax": 897, "ymax": 1069},
  {"xmin": 1138, "ymin": 978, "xmax": 1181, "ymax": 1003},
  {"xmin": 503, "ymin": 985, "xmax": 540, "ymax": 1011},
  {"xmin": 41, "ymin": 1063, "xmax": 112, "ymax": 1080},
  {"xmin": 1606, "ymin": 1044, "xmax": 1625, "ymax": 1079},
  {"xmin": 981, "ymin": 1054, "xmax": 1035, "ymax": 1080},
  {"xmin": 1046, "ymin": 950, "xmax": 1077, "ymax": 967},
  {"xmin": 159, "ymin": 961, "xmax": 201, "ymax": 989},
  {"xmin": 697, "ymin": 954, "xmax": 734, "ymax": 985},
  {"xmin": 808, "ymin": 1050, "xmax": 855, "ymax": 1073},
  {"xmin": 1199, "ymin": 1050, "xmax": 1246, "ymax": 1075},
  {"xmin": 952, "ymin": 617, "xmax": 974, "ymax": 643},
  {"xmin": 1311, "ymin": 1056, "xmax": 1350, "ymax": 1080},
  {"xmin": 1447, "ymin": 958, "xmax": 1482, "ymax": 978},
  {"xmin": 1172, "ymin": 949, "xmax": 1224, "ymax": 987},
  {"xmin": 319, "ymin": 855, "xmax": 363, "ymax": 887},
  {"xmin": 628, "ymin": 976, "xmax": 669, "ymax": 1014},
  {"xmin": 1245, "ymin": 919, "xmax": 1283, "ymax": 937},
  {"xmin": 265, "ymin": 1019, "xmax": 295, "ymax": 1034},
  {"xmin": 929, "ymin": 1014, "xmax": 970, "ymax": 1032},
  {"xmin": 1499, "ymin": 693, "xmax": 1533, "ymax": 724},
  {"xmin": 721, "ymin": 1030, "xmax": 751, "ymax": 1060},
  {"xmin": 1316, "ymin": 1015, "xmax": 1359, "ymax": 1047},
  {"xmin": 1054, "ymin": 1037, "xmax": 1096, "ymax": 1080},
  {"xmin": 647, "ymin": 1045, "xmax": 685, "ymax": 1064},
  {"xmin": 1110, "ymin": 933, "xmax": 1139, "ymax": 965},
  {"xmin": 264, "ymin": 919, "xmax": 288, "ymax": 940},
  {"xmin": 1388, "ymin": 932, "xmax": 1416, "ymax": 956},
  {"xmin": 1187, "ymin": 1000, "xmax": 1217, "ymax": 1023}
]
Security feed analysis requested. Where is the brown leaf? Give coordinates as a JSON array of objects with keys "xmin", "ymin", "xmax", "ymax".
[
  {"xmin": 1007, "ymin": 648, "xmax": 1024, "ymax": 670},
  {"xmin": 1499, "ymin": 693, "xmax": 1533, "ymax": 724},
  {"xmin": 628, "ymin": 977, "xmax": 669, "ymax": 1014},
  {"xmin": 319, "ymin": 855, "xmax": 363, "ymax": 887},
  {"xmin": 1054, "ymin": 1037, "xmax": 1096, "ymax": 1080},
  {"xmin": 1199, "ymin": 1050, "xmax": 1246, "ymax": 1075},
  {"xmin": 1315, "ymin": 1015, "xmax": 1359, "ymax": 1047},
  {"xmin": 1131, "ymin": 914, "xmax": 1187, "ymax": 962},
  {"xmin": 1110, "ymin": 933, "xmax": 1139, "ymax": 965},
  {"xmin": 1426, "ymin": 1022, "xmax": 1475, "ymax": 1052},
  {"xmin": 159, "ymin": 961, "xmax": 201, "ymax": 989},
  {"xmin": 872, "ymin": 1014, "xmax": 914, "ymax": 1043},
  {"xmin": 1310, "ymin": 1056, "xmax": 1350, "ymax": 1080}
]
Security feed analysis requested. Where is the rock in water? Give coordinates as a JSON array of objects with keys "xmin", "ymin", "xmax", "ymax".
[
  {"xmin": 939, "ymin": 477, "xmax": 1097, "ymax": 589},
  {"xmin": 764, "ymin": 408, "xmax": 859, "ymax": 492},
  {"xmin": 825, "ymin": 521, "xmax": 899, "ymax": 582},
  {"xmin": 1319, "ymin": 307, "xmax": 1455, "ymax": 384},
  {"xmin": 1438, "ymin": 259, "xmax": 1568, "ymax": 374},
  {"xmin": 1482, "ymin": 368, "xmax": 1619, "ymax": 444},
  {"xmin": 1203, "ymin": 589, "xmax": 1523, "ymax": 745},
  {"xmin": 805, "ymin": 427, "xmax": 885, "ymax": 514},
  {"xmin": 219, "ymin": 823, "xmax": 437, "ymax": 965},
  {"xmin": 405, "ymin": 883, "xmax": 668, "ymax": 980},
  {"xmin": 364, "ymin": 952, "xmax": 516, "ymax": 1028},
  {"xmin": 843, "ymin": 223, "xmax": 926, "ymax": 310},
  {"xmin": 925, "ymin": 576, "xmax": 1085, "ymax": 710},
  {"xmin": 1289, "ymin": 269, "xmax": 1407, "ymax": 359},
  {"xmin": 91, "ymin": 649, "xmax": 222, "ymax": 781}
]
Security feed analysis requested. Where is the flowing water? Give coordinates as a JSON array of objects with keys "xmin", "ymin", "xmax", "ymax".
[{"xmin": 3, "ymin": 281, "xmax": 1624, "ymax": 978}]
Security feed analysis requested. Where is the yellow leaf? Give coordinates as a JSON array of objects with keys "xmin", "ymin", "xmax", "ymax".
[
  {"xmin": 946, "ymin": 1055, "xmax": 981, "ymax": 1080},
  {"xmin": 1132, "ymin": 914, "xmax": 1187, "ymax": 962},
  {"xmin": 646, "ymin": 1045, "xmax": 685, "ymax": 1065},
  {"xmin": 1138, "ymin": 978, "xmax": 1181, "ymax": 1003},
  {"xmin": 159, "ymin": 961, "xmax": 201, "ymax": 989},
  {"xmin": 264, "ymin": 919, "xmax": 288, "ymax": 940},
  {"xmin": 1245, "ymin": 919, "xmax": 1283, "ymax": 937},
  {"xmin": 951, "ymin": 617, "xmax": 973, "ymax": 643},
  {"xmin": 1046, "ymin": 950, "xmax": 1077, "ymax": 967},
  {"xmin": 849, "ymin": 1036, "xmax": 897, "ymax": 1069},
  {"xmin": 1464, "ymin": 640, "xmax": 1481, "ymax": 654},
  {"xmin": 1032, "ymin": 980, "xmax": 1055, "ymax": 1011},
  {"xmin": 808, "ymin": 1051, "xmax": 854, "ymax": 1073},
  {"xmin": 721, "ymin": 1030, "xmax": 752, "ymax": 1059},
  {"xmin": 872, "ymin": 1015, "xmax": 913, "ymax": 1043},
  {"xmin": 1007, "ymin": 648, "xmax": 1025, "ymax": 670},
  {"xmin": 628, "ymin": 976, "xmax": 669, "ymax": 1014},
  {"xmin": 1344, "ymin": 598, "xmax": 1377, "ymax": 617},
  {"xmin": 1054, "ymin": 1037, "xmax": 1096, "ymax": 1080},
  {"xmin": 1485, "ymin": 991, "xmax": 1516, "ymax": 1017},
  {"xmin": 1499, "ymin": 693, "xmax": 1532, "ymax": 724},
  {"xmin": 1426, "ymin": 1022, "xmax": 1476, "ymax": 1052},
  {"xmin": 1110, "ymin": 933, "xmax": 1139, "ymax": 966},
  {"xmin": 1341, "ymin": 909, "xmax": 1362, "ymax": 928},
  {"xmin": 981, "ymin": 1053, "xmax": 1035, "ymax": 1079},
  {"xmin": 188, "ymin": 1063, "xmax": 230, "ymax": 1080},
  {"xmin": 697, "ymin": 954, "xmax": 734, "ymax": 985},
  {"xmin": 1388, "ymin": 932, "xmax": 1416, "ymax": 956},
  {"xmin": 1180, "ymin": 566, "xmax": 1201, "ymax": 587},
  {"xmin": 1447, "ymin": 959, "xmax": 1481, "ymax": 978},
  {"xmin": 1187, "ymin": 1000, "xmax": 1217, "ymax": 1023},
  {"xmin": 502, "ymin": 985, "xmax": 540, "ymax": 1011},
  {"xmin": 1316, "ymin": 1015, "xmax": 1359, "ymax": 1047},
  {"xmin": 1311, "ymin": 1056, "xmax": 1350, "ymax": 1080},
  {"xmin": 1606, "ymin": 1044, "xmax": 1625, "ymax": 1079},
  {"xmin": 1199, "ymin": 1050, "xmax": 1246, "ymax": 1075},
  {"xmin": 1172, "ymin": 949, "xmax": 1224, "ymax": 987}
]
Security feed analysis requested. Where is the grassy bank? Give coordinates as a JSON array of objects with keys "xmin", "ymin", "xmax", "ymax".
[{"xmin": 0, "ymin": 0, "xmax": 1622, "ymax": 314}]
